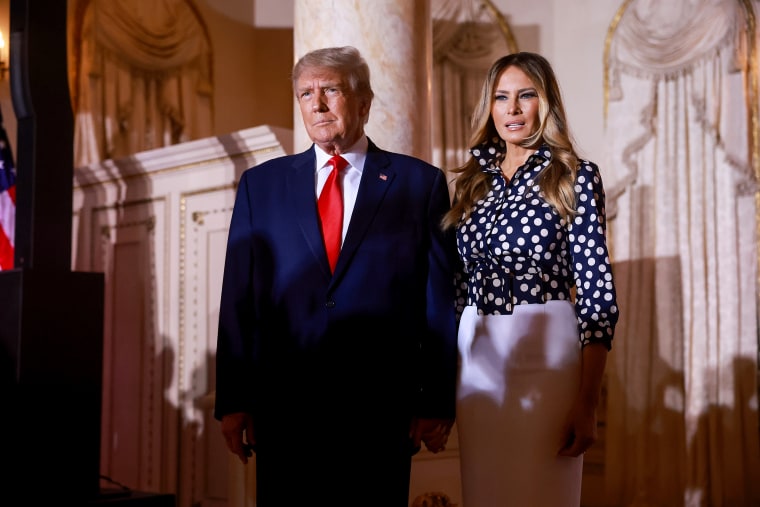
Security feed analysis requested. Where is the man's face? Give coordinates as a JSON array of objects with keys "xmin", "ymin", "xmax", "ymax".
[{"xmin": 295, "ymin": 67, "xmax": 369, "ymax": 154}]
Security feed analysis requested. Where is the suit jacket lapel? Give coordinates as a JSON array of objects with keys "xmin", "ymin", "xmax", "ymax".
[
  {"xmin": 334, "ymin": 142, "xmax": 395, "ymax": 276},
  {"xmin": 288, "ymin": 149, "xmax": 333, "ymax": 277}
]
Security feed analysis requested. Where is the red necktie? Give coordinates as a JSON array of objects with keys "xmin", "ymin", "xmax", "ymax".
[{"xmin": 318, "ymin": 155, "xmax": 348, "ymax": 272}]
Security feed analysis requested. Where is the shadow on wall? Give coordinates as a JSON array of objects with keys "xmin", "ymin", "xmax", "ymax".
[{"xmin": 605, "ymin": 253, "xmax": 760, "ymax": 505}]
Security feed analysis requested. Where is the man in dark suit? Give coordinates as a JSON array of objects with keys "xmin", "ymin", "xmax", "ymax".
[{"xmin": 214, "ymin": 46, "xmax": 459, "ymax": 506}]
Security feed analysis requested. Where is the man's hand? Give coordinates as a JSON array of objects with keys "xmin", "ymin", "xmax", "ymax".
[
  {"xmin": 220, "ymin": 412, "xmax": 256, "ymax": 464},
  {"xmin": 410, "ymin": 418, "xmax": 454, "ymax": 453}
]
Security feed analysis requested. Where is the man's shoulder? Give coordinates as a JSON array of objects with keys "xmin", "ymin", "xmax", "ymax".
[
  {"xmin": 241, "ymin": 151, "xmax": 310, "ymax": 178},
  {"xmin": 385, "ymin": 150, "xmax": 437, "ymax": 168},
  {"xmin": 367, "ymin": 141, "xmax": 439, "ymax": 172}
]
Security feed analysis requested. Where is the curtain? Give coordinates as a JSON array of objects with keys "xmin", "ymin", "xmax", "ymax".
[
  {"xmin": 603, "ymin": 0, "xmax": 760, "ymax": 505},
  {"xmin": 72, "ymin": 0, "xmax": 213, "ymax": 168}
]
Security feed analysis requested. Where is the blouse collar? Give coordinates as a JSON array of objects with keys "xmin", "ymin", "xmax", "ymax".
[{"xmin": 470, "ymin": 137, "xmax": 552, "ymax": 175}]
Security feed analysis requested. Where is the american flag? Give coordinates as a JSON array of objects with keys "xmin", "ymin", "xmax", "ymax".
[{"xmin": 0, "ymin": 107, "xmax": 15, "ymax": 270}]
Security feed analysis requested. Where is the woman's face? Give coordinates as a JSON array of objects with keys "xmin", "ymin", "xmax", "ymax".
[{"xmin": 491, "ymin": 66, "xmax": 540, "ymax": 148}]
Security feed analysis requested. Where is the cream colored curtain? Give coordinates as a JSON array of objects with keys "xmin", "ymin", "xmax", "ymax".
[
  {"xmin": 603, "ymin": 0, "xmax": 760, "ymax": 505},
  {"xmin": 431, "ymin": 0, "xmax": 517, "ymax": 173},
  {"xmin": 72, "ymin": 0, "xmax": 213, "ymax": 168}
]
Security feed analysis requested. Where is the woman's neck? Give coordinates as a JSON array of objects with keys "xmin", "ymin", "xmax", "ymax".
[{"xmin": 500, "ymin": 145, "xmax": 533, "ymax": 180}]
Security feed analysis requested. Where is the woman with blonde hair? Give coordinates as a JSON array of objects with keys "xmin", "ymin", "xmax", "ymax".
[{"xmin": 444, "ymin": 52, "xmax": 619, "ymax": 506}]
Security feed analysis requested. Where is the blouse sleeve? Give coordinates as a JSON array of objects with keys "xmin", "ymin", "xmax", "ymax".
[{"xmin": 567, "ymin": 161, "xmax": 619, "ymax": 349}]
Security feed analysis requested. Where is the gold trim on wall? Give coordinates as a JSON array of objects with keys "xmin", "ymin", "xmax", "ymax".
[
  {"xmin": 602, "ymin": 0, "xmax": 633, "ymax": 124},
  {"xmin": 739, "ymin": 0, "xmax": 760, "ymax": 325},
  {"xmin": 481, "ymin": 0, "xmax": 519, "ymax": 54},
  {"xmin": 739, "ymin": 0, "xmax": 759, "ymax": 180}
]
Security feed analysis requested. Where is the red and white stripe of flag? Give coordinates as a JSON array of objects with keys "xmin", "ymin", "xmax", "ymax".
[{"xmin": 0, "ymin": 180, "xmax": 14, "ymax": 270}]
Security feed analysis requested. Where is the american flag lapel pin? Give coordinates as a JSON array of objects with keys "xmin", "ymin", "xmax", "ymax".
[{"xmin": 379, "ymin": 173, "xmax": 387, "ymax": 181}]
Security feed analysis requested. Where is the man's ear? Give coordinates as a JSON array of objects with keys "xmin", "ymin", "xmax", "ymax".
[{"xmin": 360, "ymin": 99, "xmax": 372, "ymax": 121}]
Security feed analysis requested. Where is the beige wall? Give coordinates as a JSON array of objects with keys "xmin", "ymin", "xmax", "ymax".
[
  {"xmin": 194, "ymin": 1, "xmax": 294, "ymax": 137},
  {"xmin": 488, "ymin": 0, "xmax": 620, "ymax": 168}
]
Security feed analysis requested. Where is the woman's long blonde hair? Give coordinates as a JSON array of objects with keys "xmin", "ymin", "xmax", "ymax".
[{"xmin": 442, "ymin": 52, "xmax": 579, "ymax": 229}]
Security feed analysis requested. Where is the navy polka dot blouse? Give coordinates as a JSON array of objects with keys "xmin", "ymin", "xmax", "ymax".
[{"xmin": 456, "ymin": 139, "xmax": 619, "ymax": 349}]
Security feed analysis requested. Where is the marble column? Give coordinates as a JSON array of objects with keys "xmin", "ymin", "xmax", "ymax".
[{"xmin": 293, "ymin": 0, "xmax": 432, "ymax": 160}]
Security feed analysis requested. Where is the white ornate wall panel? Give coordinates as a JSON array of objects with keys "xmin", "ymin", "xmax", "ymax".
[
  {"xmin": 94, "ymin": 197, "xmax": 171, "ymax": 493},
  {"xmin": 178, "ymin": 186, "xmax": 237, "ymax": 507}
]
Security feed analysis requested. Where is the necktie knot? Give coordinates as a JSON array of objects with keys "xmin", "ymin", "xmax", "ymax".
[
  {"xmin": 328, "ymin": 155, "xmax": 348, "ymax": 173},
  {"xmin": 318, "ymin": 155, "xmax": 347, "ymax": 273}
]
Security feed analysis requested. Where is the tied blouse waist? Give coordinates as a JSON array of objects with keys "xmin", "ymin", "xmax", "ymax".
[
  {"xmin": 464, "ymin": 258, "xmax": 571, "ymax": 312},
  {"xmin": 456, "ymin": 140, "xmax": 619, "ymax": 349}
]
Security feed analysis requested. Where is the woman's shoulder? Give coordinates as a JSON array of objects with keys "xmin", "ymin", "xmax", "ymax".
[
  {"xmin": 575, "ymin": 158, "xmax": 605, "ymax": 182},
  {"xmin": 577, "ymin": 158, "xmax": 599, "ymax": 171}
]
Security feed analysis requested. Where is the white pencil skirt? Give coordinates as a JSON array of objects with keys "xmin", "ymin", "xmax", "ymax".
[{"xmin": 456, "ymin": 301, "xmax": 583, "ymax": 507}]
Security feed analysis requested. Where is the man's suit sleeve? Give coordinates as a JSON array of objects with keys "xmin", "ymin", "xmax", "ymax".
[
  {"xmin": 418, "ymin": 168, "xmax": 460, "ymax": 418},
  {"xmin": 214, "ymin": 171, "xmax": 256, "ymax": 420}
]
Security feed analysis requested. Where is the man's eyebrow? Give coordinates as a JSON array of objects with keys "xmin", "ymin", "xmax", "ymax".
[{"xmin": 299, "ymin": 80, "xmax": 341, "ymax": 87}]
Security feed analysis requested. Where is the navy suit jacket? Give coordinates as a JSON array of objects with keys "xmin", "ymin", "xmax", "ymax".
[{"xmin": 214, "ymin": 139, "xmax": 459, "ymax": 438}]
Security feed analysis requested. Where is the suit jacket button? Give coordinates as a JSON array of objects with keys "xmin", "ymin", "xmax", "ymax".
[{"xmin": 325, "ymin": 300, "xmax": 336, "ymax": 308}]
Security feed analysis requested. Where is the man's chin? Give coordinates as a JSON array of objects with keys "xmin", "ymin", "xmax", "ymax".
[
  {"xmin": 306, "ymin": 126, "xmax": 329, "ymax": 137},
  {"xmin": 309, "ymin": 131, "xmax": 341, "ymax": 145}
]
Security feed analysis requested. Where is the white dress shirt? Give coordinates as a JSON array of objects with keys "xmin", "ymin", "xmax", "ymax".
[{"xmin": 314, "ymin": 135, "xmax": 368, "ymax": 243}]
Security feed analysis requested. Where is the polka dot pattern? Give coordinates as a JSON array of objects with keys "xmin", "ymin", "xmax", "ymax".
[{"xmin": 456, "ymin": 142, "xmax": 619, "ymax": 348}]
